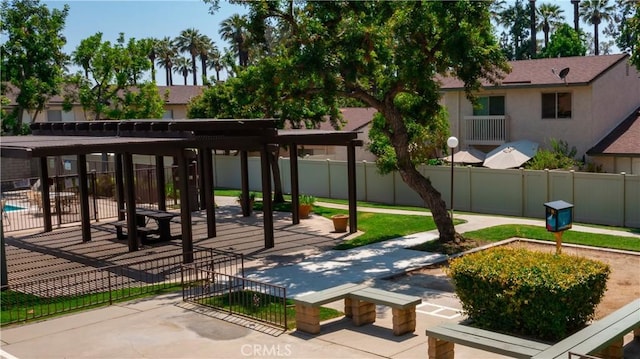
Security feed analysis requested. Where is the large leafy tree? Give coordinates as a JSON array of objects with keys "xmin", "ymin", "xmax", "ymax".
[
  {"xmin": 0, "ymin": 0, "xmax": 68, "ymax": 132},
  {"xmin": 540, "ymin": 23, "xmax": 587, "ymax": 58},
  {"xmin": 67, "ymin": 32, "xmax": 163, "ymax": 120},
  {"xmin": 213, "ymin": 0, "xmax": 508, "ymax": 242},
  {"xmin": 537, "ymin": 3, "xmax": 565, "ymax": 48},
  {"xmin": 580, "ymin": 0, "xmax": 615, "ymax": 55}
]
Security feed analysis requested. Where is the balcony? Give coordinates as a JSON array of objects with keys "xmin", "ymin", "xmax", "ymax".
[{"xmin": 464, "ymin": 115, "xmax": 508, "ymax": 145}]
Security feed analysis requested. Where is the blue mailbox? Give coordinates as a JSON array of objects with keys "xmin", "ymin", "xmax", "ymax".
[{"xmin": 544, "ymin": 200, "xmax": 574, "ymax": 232}]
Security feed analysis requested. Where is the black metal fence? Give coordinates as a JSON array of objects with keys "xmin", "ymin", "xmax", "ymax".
[
  {"xmin": 182, "ymin": 264, "xmax": 288, "ymax": 330},
  {"xmin": 1, "ymin": 165, "xmax": 187, "ymax": 233},
  {"xmin": 0, "ymin": 248, "xmax": 243, "ymax": 325}
]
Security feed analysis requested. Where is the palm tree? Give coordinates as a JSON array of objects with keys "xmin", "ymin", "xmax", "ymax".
[
  {"xmin": 571, "ymin": 0, "xmax": 580, "ymax": 31},
  {"xmin": 197, "ymin": 35, "xmax": 215, "ymax": 82},
  {"xmin": 219, "ymin": 14, "xmax": 250, "ymax": 67},
  {"xmin": 580, "ymin": 0, "xmax": 615, "ymax": 55},
  {"xmin": 174, "ymin": 57, "xmax": 192, "ymax": 85},
  {"xmin": 156, "ymin": 36, "xmax": 177, "ymax": 86},
  {"xmin": 529, "ymin": 0, "xmax": 537, "ymax": 56},
  {"xmin": 174, "ymin": 28, "xmax": 205, "ymax": 85},
  {"xmin": 145, "ymin": 37, "xmax": 159, "ymax": 83},
  {"xmin": 537, "ymin": 3, "xmax": 565, "ymax": 48},
  {"xmin": 206, "ymin": 47, "xmax": 224, "ymax": 83}
]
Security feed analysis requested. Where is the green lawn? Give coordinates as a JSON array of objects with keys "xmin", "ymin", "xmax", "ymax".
[{"xmin": 462, "ymin": 224, "xmax": 640, "ymax": 252}]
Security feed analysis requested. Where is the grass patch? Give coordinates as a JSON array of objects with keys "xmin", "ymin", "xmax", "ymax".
[
  {"xmin": 198, "ymin": 290, "xmax": 342, "ymax": 330},
  {"xmin": 463, "ymin": 224, "xmax": 640, "ymax": 252},
  {"xmin": 1, "ymin": 284, "xmax": 182, "ymax": 325}
]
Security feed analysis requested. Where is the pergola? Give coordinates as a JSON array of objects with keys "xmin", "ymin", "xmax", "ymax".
[{"xmin": 0, "ymin": 119, "xmax": 362, "ymax": 263}]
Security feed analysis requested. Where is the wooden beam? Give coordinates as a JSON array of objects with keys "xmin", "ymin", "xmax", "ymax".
[
  {"xmin": 348, "ymin": 141, "xmax": 358, "ymax": 233},
  {"xmin": 77, "ymin": 154, "xmax": 91, "ymax": 242},
  {"xmin": 290, "ymin": 144, "xmax": 300, "ymax": 224},
  {"xmin": 39, "ymin": 157, "xmax": 52, "ymax": 232},
  {"xmin": 202, "ymin": 148, "xmax": 216, "ymax": 238},
  {"xmin": 123, "ymin": 153, "xmax": 138, "ymax": 252},
  {"xmin": 261, "ymin": 144, "xmax": 274, "ymax": 248},
  {"xmin": 115, "ymin": 154, "xmax": 125, "ymax": 221},
  {"xmin": 240, "ymin": 151, "xmax": 250, "ymax": 217},
  {"xmin": 155, "ymin": 156, "xmax": 166, "ymax": 211},
  {"xmin": 178, "ymin": 150, "xmax": 194, "ymax": 263}
]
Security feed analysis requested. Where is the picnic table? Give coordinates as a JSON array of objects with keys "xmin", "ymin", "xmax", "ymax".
[{"xmin": 116, "ymin": 208, "xmax": 180, "ymax": 242}]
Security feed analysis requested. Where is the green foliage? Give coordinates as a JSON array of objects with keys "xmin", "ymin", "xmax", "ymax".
[
  {"xmin": 526, "ymin": 139, "xmax": 580, "ymax": 170},
  {"xmin": 165, "ymin": 182, "xmax": 178, "ymax": 200},
  {"xmin": 66, "ymin": 32, "xmax": 161, "ymax": 120},
  {"xmin": 94, "ymin": 174, "xmax": 115, "ymax": 197},
  {"xmin": 540, "ymin": 24, "xmax": 587, "ymax": 58},
  {"xmin": 628, "ymin": 2, "xmax": 640, "ymax": 71},
  {"xmin": 299, "ymin": 194, "xmax": 316, "ymax": 206},
  {"xmin": 448, "ymin": 247, "xmax": 610, "ymax": 340},
  {"xmin": 0, "ymin": 0, "xmax": 69, "ymax": 128}
]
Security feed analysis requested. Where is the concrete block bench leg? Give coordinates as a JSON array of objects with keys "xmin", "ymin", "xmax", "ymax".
[
  {"xmin": 295, "ymin": 304, "xmax": 321, "ymax": 334},
  {"xmin": 351, "ymin": 299, "xmax": 376, "ymax": 326},
  {"xmin": 594, "ymin": 337, "xmax": 624, "ymax": 359},
  {"xmin": 344, "ymin": 297, "xmax": 353, "ymax": 318},
  {"xmin": 392, "ymin": 306, "xmax": 417, "ymax": 336},
  {"xmin": 427, "ymin": 337, "xmax": 455, "ymax": 359}
]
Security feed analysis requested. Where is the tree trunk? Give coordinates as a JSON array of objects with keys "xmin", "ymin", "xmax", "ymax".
[
  {"xmin": 269, "ymin": 148, "xmax": 285, "ymax": 203},
  {"xmin": 382, "ymin": 104, "xmax": 457, "ymax": 243},
  {"xmin": 594, "ymin": 22, "xmax": 600, "ymax": 56}
]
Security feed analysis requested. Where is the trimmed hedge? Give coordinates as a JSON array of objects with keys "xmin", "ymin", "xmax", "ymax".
[{"xmin": 447, "ymin": 247, "xmax": 610, "ymax": 341}]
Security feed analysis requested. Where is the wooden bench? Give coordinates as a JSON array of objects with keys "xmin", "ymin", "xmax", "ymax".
[
  {"xmin": 113, "ymin": 220, "xmax": 157, "ymax": 242},
  {"xmin": 293, "ymin": 283, "xmax": 421, "ymax": 336},
  {"xmin": 426, "ymin": 323, "xmax": 551, "ymax": 359},
  {"xmin": 426, "ymin": 298, "xmax": 640, "ymax": 359}
]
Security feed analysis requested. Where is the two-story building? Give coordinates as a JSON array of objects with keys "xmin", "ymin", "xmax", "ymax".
[{"xmin": 438, "ymin": 54, "xmax": 640, "ymax": 173}]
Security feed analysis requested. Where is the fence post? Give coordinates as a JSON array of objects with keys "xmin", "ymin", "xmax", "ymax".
[{"xmin": 90, "ymin": 171, "xmax": 98, "ymax": 221}]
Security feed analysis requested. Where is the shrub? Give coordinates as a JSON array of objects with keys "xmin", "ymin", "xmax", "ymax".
[
  {"xmin": 447, "ymin": 247, "xmax": 610, "ymax": 341},
  {"xmin": 526, "ymin": 138, "xmax": 580, "ymax": 170},
  {"xmin": 95, "ymin": 174, "xmax": 115, "ymax": 197}
]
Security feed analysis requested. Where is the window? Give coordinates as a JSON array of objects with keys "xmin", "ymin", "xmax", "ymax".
[
  {"xmin": 47, "ymin": 110, "xmax": 75, "ymax": 122},
  {"xmin": 162, "ymin": 110, "xmax": 173, "ymax": 119},
  {"xmin": 473, "ymin": 96, "xmax": 505, "ymax": 116},
  {"xmin": 542, "ymin": 92, "xmax": 572, "ymax": 119}
]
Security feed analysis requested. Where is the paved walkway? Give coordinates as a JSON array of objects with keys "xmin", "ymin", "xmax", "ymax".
[{"xmin": 2, "ymin": 200, "xmax": 639, "ymax": 359}]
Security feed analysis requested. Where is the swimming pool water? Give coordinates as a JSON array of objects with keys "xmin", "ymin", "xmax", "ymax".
[{"xmin": 3, "ymin": 204, "xmax": 25, "ymax": 212}]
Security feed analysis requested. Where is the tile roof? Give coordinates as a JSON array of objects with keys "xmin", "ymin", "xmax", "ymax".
[
  {"xmin": 317, "ymin": 107, "xmax": 377, "ymax": 131},
  {"xmin": 3, "ymin": 84, "xmax": 204, "ymax": 105},
  {"xmin": 439, "ymin": 54, "xmax": 629, "ymax": 90},
  {"xmin": 587, "ymin": 107, "xmax": 640, "ymax": 156}
]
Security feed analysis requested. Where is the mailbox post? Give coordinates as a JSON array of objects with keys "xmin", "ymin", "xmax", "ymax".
[{"xmin": 544, "ymin": 200, "xmax": 574, "ymax": 254}]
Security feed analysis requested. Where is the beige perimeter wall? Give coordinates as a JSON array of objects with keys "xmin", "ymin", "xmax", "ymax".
[{"xmin": 213, "ymin": 155, "xmax": 640, "ymax": 228}]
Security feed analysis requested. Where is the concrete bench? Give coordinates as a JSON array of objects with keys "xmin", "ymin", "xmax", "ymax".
[
  {"xmin": 348, "ymin": 287, "xmax": 422, "ymax": 336},
  {"xmin": 113, "ymin": 220, "xmax": 157, "ymax": 242},
  {"xmin": 294, "ymin": 282, "xmax": 368, "ymax": 334},
  {"xmin": 532, "ymin": 298, "xmax": 640, "ymax": 359},
  {"xmin": 293, "ymin": 283, "xmax": 421, "ymax": 336},
  {"xmin": 426, "ymin": 323, "xmax": 551, "ymax": 359},
  {"xmin": 426, "ymin": 298, "xmax": 640, "ymax": 359}
]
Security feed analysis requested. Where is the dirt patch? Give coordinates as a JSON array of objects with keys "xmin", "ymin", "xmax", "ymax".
[{"xmin": 394, "ymin": 239, "xmax": 640, "ymax": 319}]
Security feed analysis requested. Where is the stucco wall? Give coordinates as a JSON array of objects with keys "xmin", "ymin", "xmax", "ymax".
[{"xmin": 442, "ymin": 59, "xmax": 640, "ymax": 158}]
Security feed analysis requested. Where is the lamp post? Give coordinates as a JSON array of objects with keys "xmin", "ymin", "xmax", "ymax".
[{"xmin": 447, "ymin": 136, "xmax": 459, "ymax": 218}]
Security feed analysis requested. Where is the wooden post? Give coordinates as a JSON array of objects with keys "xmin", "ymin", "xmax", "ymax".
[{"xmin": 554, "ymin": 231, "xmax": 563, "ymax": 255}]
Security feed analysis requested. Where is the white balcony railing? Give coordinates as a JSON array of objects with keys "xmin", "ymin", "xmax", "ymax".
[{"xmin": 464, "ymin": 115, "xmax": 508, "ymax": 145}]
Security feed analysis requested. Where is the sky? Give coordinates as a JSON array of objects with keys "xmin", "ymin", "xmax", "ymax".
[
  {"xmin": 40, "ymin": 0, "xmax": 615, "ymax": 86},
  {"xmin": 43, "ymin": 0, "xmax": 248, "ymax": 85}
]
